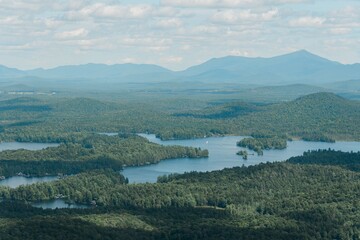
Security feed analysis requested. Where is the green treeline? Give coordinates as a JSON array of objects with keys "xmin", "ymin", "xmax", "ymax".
[
  {"xmin": 288, "ymin": 149, "xmax": 360, "ymax": 171},
  {"xmin": 237, "ymin": 136, "xmax": 287, "ymax": 155},
  {"xmin": 0, "ymin": 135, "xmax": 208, "ymax": 177},
  {"xmin": 301, "ymin": 133, "xmax": 336, "ymax": 143},
  {"xmin": 2, "ymin": 153, "xmax": 359, "ymax": 209},
  {"xmin": 0, "ymin": 159, "xmax": 123, "ymax": 177},
  {"xmin": 0, "ymin": 135, "xmax": 209, "ymax": 164},
  {"xmin": 1, "ymin": 152, "xmax": 360, "ymax": 239},
  {"xmin": 0, "ymin": 91, "xmax": 359, "ymax": 239},
  {"xmin": 0, "ymin": 169, "xmax": 126, "ymax": 205},
  {"xmin": 236, "ymin": 150, "xmax": 248, "ymax": 159},
  {"xmin": 0, "ymin": 92, "xmax": 359, "ymax": 143}
]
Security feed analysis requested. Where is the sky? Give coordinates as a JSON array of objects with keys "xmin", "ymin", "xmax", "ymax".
[{"xmin": 0, "ymin": 0, "xmax": 359, "ymax": 70}]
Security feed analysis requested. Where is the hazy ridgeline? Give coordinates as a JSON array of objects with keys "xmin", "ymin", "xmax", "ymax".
[{"xmin": 0, "ymin": 51, "xmax": 359, "ymax": 239}]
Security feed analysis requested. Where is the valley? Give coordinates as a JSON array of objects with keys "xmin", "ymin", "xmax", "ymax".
[
  {"xmin": 0, "ymin": 51, "xmax": 359, "ymax": 240},
  {"xmin": 2, "ymin": 0, "xmax": 360, "ymax": 238}
]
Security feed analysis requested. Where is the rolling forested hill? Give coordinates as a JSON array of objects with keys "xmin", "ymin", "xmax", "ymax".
[
  {"xmin": 0, "ymin": 92, "xmax": 358, "ymax": 142},
  {"xmin": 1, "ymin": 151, "xmax": 359, "ymax": 239}
]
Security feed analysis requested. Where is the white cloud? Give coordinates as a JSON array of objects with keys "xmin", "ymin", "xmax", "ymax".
[
  {"xmin": 155, "ymin": 18, "xmax": 183, "ymax": 28},
  {"xmin": 289, "ymin": 16, "xmax": 326, "ymax": 27},
  {"xmin": 212, "ymin": 9, "xmax": 278, "ymax": 24},
  {"xmin": 30, "ymin": 30, "xmax": 51, "ymax": 37},
  {"xmin": 148, "ymin": 46, "xmax": 170, "ymax": 51},
  {"xmin": 160, "ymin": 0, "xmax": 309, "ymax": 8},
  {"xmin": 120, "ymin": 37, "xmax": 173, "ymax": 51},
  {"xmin": 229, "ymin": 49, "xmax": 250, "ymax": 56},
  {"xmin": 193, "ymin": 25, "xmax": 219, "ymax": 34},
  {"xmin": 68, "ymin": 3, "xmax": 153, "ymax": 20},
  {"xmin": 43, "ymin": 18, "xmax": 63, "ymax": 28},
  {"xmin": 0, "ymin": 43, "xmax": 33, "ymax": 51},
  {"xmin": 121, "ymin": 57, "xmax": 137, "ymax": 63},
  {"xmin": 329, "ymin": 27, "xmax": 352, "ymax": 35},
  {"xmin": 0, "ymin": 0, "xmax": 45, "ymax": 11},
  {"xmin": 331, "ymin": 6, "xmax": 360, "ymax": 19},
  {"xmin": 0, "ymin": 0, "xmax": 358, "ymax": 69},
  {"xmin": 0, "ymin": 41, "xmax": 46, "ymax": 51},
  {"xmin": 261, "ymin": 8, "xmax": 279, "ymax": 20},
  {"xmin": 155, "ymin": 7, "xmax": 180, "ymax": 17},
  {"xmin": 0, "ymin": 16, "xmax": 23, "ymax": 25},
  {"xmin": 163, "ymin": 56, "xmax": 183, "ymax": 63},
  {"xmin": 182, "ymin": 45, "xmax": 191, "ymax": 50},
  {"xmin": 55, "ymin": 28, "xmax": 89, "ymax": 39}
]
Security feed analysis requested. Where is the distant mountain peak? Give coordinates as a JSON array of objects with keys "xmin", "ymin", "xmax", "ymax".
[
  {"xmin": 271, "ymin": 49, "xmax": 335, "ymax": 62},
  {"xmin": 295, "ymin": 92, "xmax": 346, "ymax": 103},
  {"xmin": 0, "ymin": 50, "xmax": 359, "ymax": 87},
  {"xmin": 294, "ymin": 49, "xmax": 311, "ymax": 54}
]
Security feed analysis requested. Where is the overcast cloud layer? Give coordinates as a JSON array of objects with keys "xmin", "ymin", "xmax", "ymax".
[{"xmin": 0, "ymin": 0, "xmax": 359, "ymax": 70}]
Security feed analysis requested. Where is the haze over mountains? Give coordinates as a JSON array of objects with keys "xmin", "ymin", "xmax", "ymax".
[{"xmin": 0, "ymin": 50, "xmax": 359, "ymax": 91}]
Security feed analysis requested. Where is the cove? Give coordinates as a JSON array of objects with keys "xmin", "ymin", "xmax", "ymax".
[
  {"xmin": 0, "ymin": 142, "xmax": 59, "ymax": 151},
  {"xmin": 0, "ymin": 142, "xmax": 60, "ymax": 188},
  {"xmin": 122, "ymin": 134, "xmax": 360, "ymax": 183},
  {"xmin": 31, "ymin": 199, "xmax": 89, "ymax": 209},
  {"xmin": 0, "ymin": 176, "xmax": 58, "ymax": 188}
]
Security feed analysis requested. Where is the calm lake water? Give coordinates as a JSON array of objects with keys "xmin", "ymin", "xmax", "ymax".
[
  {"xmin": 2, "ymin": 135, "xmax": 360, "ymax": 208},
  {"xmin": 122, "ymin": 134, "xmax": 360, "ymax": 183},
  {"xmin": 0, "ymin": 176, "xmax": 58, "ymax": 188},
  {"xmin": 0, "ymin": 142, "xmax": 59, "ymax": 151},
  {"xmin": 32, "ymin": 199, "xmax": 89, "ymax": 209}
]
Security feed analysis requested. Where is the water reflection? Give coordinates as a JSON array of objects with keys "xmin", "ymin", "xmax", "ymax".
[{"xmin": 122, "ymin": 134, "xmax": 360, "ymax": 183}]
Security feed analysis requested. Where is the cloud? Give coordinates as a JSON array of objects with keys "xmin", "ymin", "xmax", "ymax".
[
  {"xmin": 155, "ymin": 18, "xmax": 183, "ymax": 28},
  {"xmin": 0, "ymin": 0, "xmax": 45, "ymax": 11},
  {"xmin": 160, "ymin": 0, "xmax": 309, "ymax": 8},
  {"xmin": 212, "ymin": 9, "xmax": 278, "ymax": 24},
  {"xmin": 229, "ymin": 49, "xmax": 250, "ymax": 56},
  {"xmin": 43, "ymin": 18, "xmax": 63, "ymax": 28},
  {"xmin": 289, "ymin": 16, "xmax": 326, "ymax": 27},
  {"xmin": 0, "ymin": 0, "xmax": 358, "ymax": 70},
  {"xmin": 0, "ymin": 16, "xmax": 23, "ymax": 25},
  {"xmin": 155, "ymin": 7, "xmax": 180, "ymax": 17},
  {"xmin": 122, "ymin": 37, "xmax": 172, "ymax": 46},
  {"xmin": 121, "ymin": 57, "xmax": 137, "ymax": 63},
  {"xmin": 163, "ymin": 56, "xmax": 183, "ymax": 63},
  {"xmin": 331, "ymin": 6, "xmax": 360, "ymax": 19},
  {"xmin": 0, "ymin": 41, "xmax": 46, "ymax": 51},
  {"xmin": 67, "ymin": 3, "xmax": 153, "ymax": 20},
  {"xmin": 148, "ymin": 46, "xmax": 170, "ymax": 52},
  {"xmin": 193, "ymin": 25, "xmax": 219, "ymax": 34},
  {"xmin": 55, "ymin": 28, "xmax": 89, "ymax": 39},
  {"xmin": 329, "ymin": 28, "xmax": 352, "ymax": 35}
]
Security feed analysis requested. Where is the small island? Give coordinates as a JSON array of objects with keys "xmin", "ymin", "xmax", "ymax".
[
  {"xmin": 237, "ymin": 136, "xmax": 287, "ymax": 156},
  {"xmin": 236, "ymin": 150, "xmax": 248, "ymax": 160}
]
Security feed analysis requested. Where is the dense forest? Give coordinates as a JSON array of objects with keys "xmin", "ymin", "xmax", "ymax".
[
  {"xmin": 288, "ymin": 149, "xmax": 360, "ymax": 172},
  {"xmin": 0, "ymin": 92, "xmax": 359, "ymax": 239},
  {"xmin": 0, "ymin": 151, "xmax": 360, "ymax": 239},
  {"xmin": 0, "ymin": 134, "xmax": 208, "ymax": 177},
  {"xmin": 237, "ymin": 136, "xmax": 287, "ymax": 155},
  {"xmin": 0, "ymin": 92, "xmax": 358, "ymax": 143}
]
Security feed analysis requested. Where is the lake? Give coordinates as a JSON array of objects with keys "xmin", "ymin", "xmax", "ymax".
[
  {"xmin": 32, "ymin": 199, "xmax": 89, "ymax": 209},
  {"xmin": 122, "ymin": 134, "xmax": 360, "ymax": 183},
  {"xmin": 0, "ymin": 176, "xmax": 58, "ymax": 188},
  {"xmin": 0, "ymin": 142, "xmax": 59, "ymax": 151},
  {"xmin": 2, "ymin": 134, "xmax": 360, "ymax": 209}
]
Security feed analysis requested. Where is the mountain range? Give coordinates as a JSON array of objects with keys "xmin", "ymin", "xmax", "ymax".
[{"xmin": 0, "ymin": 50, "xmax": 359, "ymax": 88}]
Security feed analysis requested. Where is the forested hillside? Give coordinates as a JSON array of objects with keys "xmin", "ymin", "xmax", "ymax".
[
  {"xmin": 288, "ymin": 149, "xmax": 360, "ymax": 171},
  {"xmin": 0, "ymin": 151, "xmax": 360, "ymax": 239},
  {"xmin": 233, "ymin": 92, "xmax": 360, "ymax": 141},
  {"xmin": 0, "ymin": 92, "xmax": 358, "ymax": 142},
  {"xmin": 0, "ymin": 134, "xmax": 208, "ymax": 177}
]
